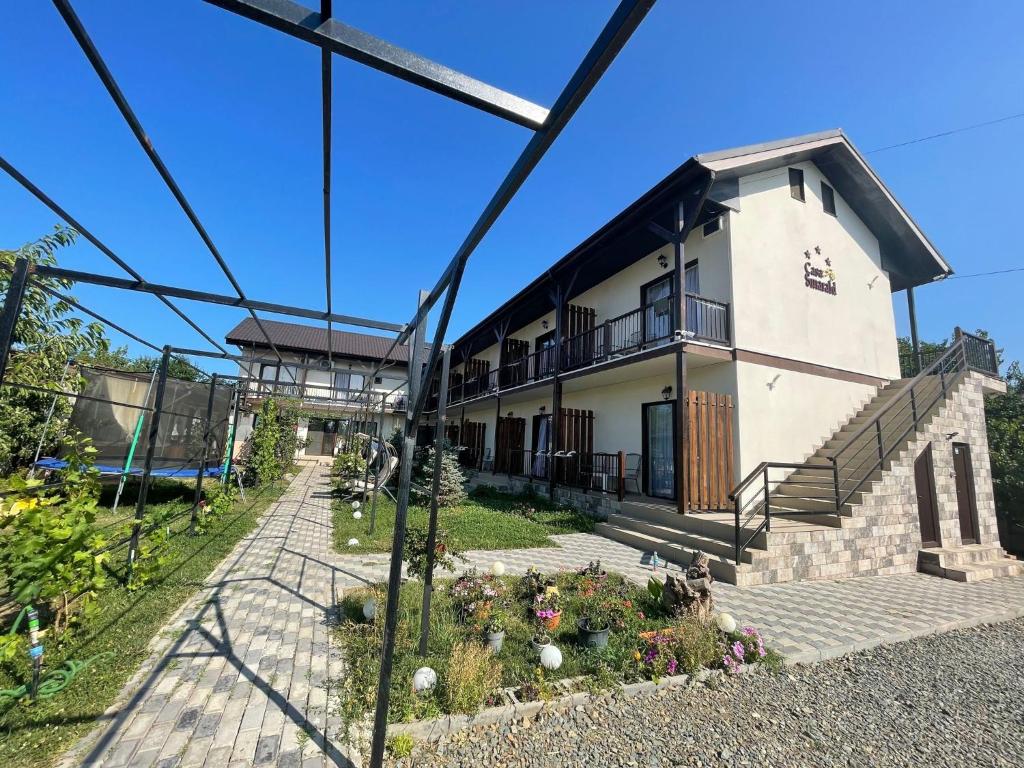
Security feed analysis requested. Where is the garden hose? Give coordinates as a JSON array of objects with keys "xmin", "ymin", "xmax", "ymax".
[{"xmin": 0, "ymin": 605, "xmax": 115, "ymax": 703}]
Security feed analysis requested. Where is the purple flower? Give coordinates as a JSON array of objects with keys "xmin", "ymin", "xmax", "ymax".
[
  {"xmin": 731, "ymin": 641, "xmax": 745, "ymax": 660},
  {"xmin": 667, "ymin": 658, "xmax": 678, "ymax": 675}
]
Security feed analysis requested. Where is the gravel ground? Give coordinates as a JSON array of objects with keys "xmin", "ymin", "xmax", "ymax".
[{"xmin": 392, "ymin": 618, "xmax": 1024, "ymax": 767}]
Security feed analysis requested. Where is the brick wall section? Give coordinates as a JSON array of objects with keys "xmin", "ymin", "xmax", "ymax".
[{"xmin": 740, "ymin": 372, "xmax": 1004, "ymax": 586}]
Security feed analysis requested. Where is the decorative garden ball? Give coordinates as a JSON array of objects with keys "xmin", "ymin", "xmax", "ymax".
[
  {"xmin": 362, "ymin": 598, "xmax": 376, "ymax": 620},
  {"xmin": 491, "ymin": 560, "xmax": 506, "ymax": 577},
  {"xmin": 540, "ymin": 644, "xmax": 562, "ymax": 671},
  {"xmin": 716, "ymin": 612, "xmax": 737, "ymax": 634},
  {"xmin": 347, "ymin": 538, "xmax": 359, "ymax": 547},
  {"xmin": 353, "ymin": 510, "xmax": 362, "ymax": 520},
  {"xmin": 352, "ymin": 500, "xmax": 361, "ymax": 510},
  {"xmin": 412, "ymin": 666, "xmax": 437, "ymax": 693}
]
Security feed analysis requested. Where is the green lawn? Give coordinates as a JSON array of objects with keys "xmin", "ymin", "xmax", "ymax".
[
  {"xmin": 0, "ymin": 476, "xmax": 288, "ymax": 768},
  {"xmin": 332, "ymin": 488, "xmax": 595, "ymax": 554}
]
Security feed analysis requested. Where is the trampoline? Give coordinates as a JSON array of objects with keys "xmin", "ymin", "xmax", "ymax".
[{"xmin": 32, "ymin": 457, "xmax": 235, "ymax": 479}]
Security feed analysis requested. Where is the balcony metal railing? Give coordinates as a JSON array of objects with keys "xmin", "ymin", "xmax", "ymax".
[
  {"xmin": 446, "ymin": 293, "xmax": 731, "ymax": 406},
  {"xmin": 501, "ymin": 448, "xmax": 625, "ymax": 500},
  {"xmin": 242, "ymin": 379, "xmax": 406, "ymax": 410}
]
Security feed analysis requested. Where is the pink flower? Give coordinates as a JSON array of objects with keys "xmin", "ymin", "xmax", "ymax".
[
  {"xmin": 667, "ymin": 658, "xmax": 678, "ymax": 675},
  {"xmin": 731, "ymin": 641, "xmax": 745, "ymax": 660}
]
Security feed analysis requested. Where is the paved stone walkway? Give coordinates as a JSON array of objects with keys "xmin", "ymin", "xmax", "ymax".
[{"xmin": 65, "ymin": 465, "xmax": 1024, "ymax": 767}]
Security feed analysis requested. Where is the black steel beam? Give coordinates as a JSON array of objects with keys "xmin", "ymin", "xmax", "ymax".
[
  {"xmin": 203, "ymin": 0, "xmax": 549, "ymax": 130},
  {"xmin": 321, "ymin": 0, "xmax": 334, "ymax": 364},
  {"xmin": 0, "ymin": 155, "xmax": 231, "ymax": 355},
  {"xmin": 31, "ymin": 264, "xmax": 404, "ymax": 332},
  {"xmin": 410, "ymin": 0, "xmax": 657, "ymax": 419},
  {"xmin": 53, "ymin": 0, "xmax": 286, "ymax": 362},
  {"xmin": 170, "ymin": 347, "xmax": 409, "ymax": 381},
  {"xmin": 0, "ymin": 257, "xmax": 31, "ymax": 387}
]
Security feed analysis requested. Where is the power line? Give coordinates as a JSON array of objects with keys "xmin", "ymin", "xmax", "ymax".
[
  {"xmin": 943, "ymin": 266, "xmax": 1024, "ymax": 281},
  {"xmin": 867, "ymin": 111, "xmax": 1024, "ymax": 153}
]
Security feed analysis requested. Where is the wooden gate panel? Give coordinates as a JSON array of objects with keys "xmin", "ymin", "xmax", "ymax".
[
  {"xmin": 684, "ymin": 391, "xmax": 734, "ymax": 510},
  {"xmin": 460, "ymin": 420, "xmax": 486, "ymax": 469}
]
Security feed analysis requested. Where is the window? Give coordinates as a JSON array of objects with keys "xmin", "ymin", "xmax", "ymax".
[
  {"xmin": 821, "ymin": 182, "xmax": 836, "ymax": 216},
  {"xmin": 789, "ymin": 168, "xmax": 805, "ymax": 202},
  {"xmin": 374, "ymin": 376, "xmax": 383, "ymax": 384},
  {"xmin": 702, "ymin": 215, "xmax": 723, "ymax": 238},
  {"xmin": 334, "ymin": 371, "xmax": 365, "ymax": 393}
]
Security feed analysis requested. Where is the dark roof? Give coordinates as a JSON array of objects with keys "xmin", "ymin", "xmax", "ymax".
[
  {"xmin": 226, "ymin": 318, "xmax": 411, "ymax": 364},
  {"xmin": 453, "ymin": 129, "xmax": 951, "ymax": 359}
]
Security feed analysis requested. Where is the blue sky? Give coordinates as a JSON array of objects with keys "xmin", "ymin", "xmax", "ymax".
[{"xmin": 2, "ymin": 1, "xmax": 1022, "ymax": 375}]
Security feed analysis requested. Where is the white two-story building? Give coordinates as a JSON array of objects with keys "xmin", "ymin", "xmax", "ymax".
[
  {"xmin": 225, "ymin": 318, "xmax": 410, "ymax": 459},
  {"xmin": 430, "ymin": 130, "xmax": 1014, "ymax": 586}
]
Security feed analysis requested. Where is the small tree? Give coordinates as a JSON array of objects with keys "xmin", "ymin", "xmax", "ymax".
[
  {"xmin": 413, "ymin": 446, "xmax": 467, "ymax": 508},
  {"xmin": 0, "ymin": 227, "xmax": 110, "ymax": 474},
  {"xmin": 248, "ymin": 399, "xmax": 281, "ymax": 485}
]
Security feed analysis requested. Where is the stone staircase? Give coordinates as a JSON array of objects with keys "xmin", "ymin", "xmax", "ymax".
[
  {"xmin": 598, "ymin": 370, "xmax": 1015, "ymax": 586},
  {"xmin": 919, "ymin": 544, "xmax": 1024, "ymax": 582}
]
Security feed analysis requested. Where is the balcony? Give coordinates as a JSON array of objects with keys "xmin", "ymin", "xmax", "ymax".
[
  {"xmin": 242, "ymin": 379, "xmax": 406, "ymax": 411},
  {"xmin": 446, "ymin": 293, "xmax": 730, "ymax": 406}
]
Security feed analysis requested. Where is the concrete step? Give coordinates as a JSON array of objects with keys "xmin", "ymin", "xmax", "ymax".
[
  {"xmin": 918, "ymin": 543, "xmax": 1009, "ymax": 568},
  {"xmin": 594, "ymin": 522, "xmax": 742, "ymax": 584},
  {"xmin": 920, "ymin": 558, "xmax": 1024, "ymax": 583},
  {"xmin": 604, "ymin": 513, "xmax": 761, "ymax": 563}
]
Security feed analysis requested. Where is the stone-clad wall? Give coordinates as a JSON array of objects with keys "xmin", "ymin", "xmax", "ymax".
[{"xmin": 743, "ymin": 372, "xmax": 1003, "ymax": 586}]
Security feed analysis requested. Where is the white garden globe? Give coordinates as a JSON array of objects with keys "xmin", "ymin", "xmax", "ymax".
[
  {"xmin": 412, "ymin": 666, "xmax": 437, "ymax": 693},
  {"xmin": 540, "ymin": 644, "xmax": 562, "ymax": 671},
  {"xmin": 353, "ymin": 510, "xmax": 363, "ymax": 520},
  {"xmin": 715, "ymin": 613, "xmax": 737, "ymax": 634},
  {"xmin": 362, "ymin": 598, "xmax": 376, "ymax": 620},
  {"xmin": 352, "ymin": 500, "xmax": 361, "ymax": 510},
  {"xmin": 347, "ymin": 538, "xmax": 359, "ymax": 547},
  {"xmin": 491, "ymin": 560, "xmax": 506, "ymax": 577}
]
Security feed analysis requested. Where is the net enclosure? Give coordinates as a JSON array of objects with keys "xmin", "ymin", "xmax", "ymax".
[{"xmin": 61, "ymin": 366, "xmax": 233, "ymax": 473}]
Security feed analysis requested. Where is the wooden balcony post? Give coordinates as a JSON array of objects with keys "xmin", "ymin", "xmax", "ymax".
[{"xmin": 672, "ymin": 200, "xmax": 689, "ymax": 515}]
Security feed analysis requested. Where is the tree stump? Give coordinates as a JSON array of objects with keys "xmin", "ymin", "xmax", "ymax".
[{"xmin": 661, "ymin": 551, "xmax": 714, "ymax": 622}]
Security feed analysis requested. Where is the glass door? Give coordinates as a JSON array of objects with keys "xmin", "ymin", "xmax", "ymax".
[
  {"xmin": 642, "ymin": 276, "xmax": 673, "ymax": 345},
  {"xmin": 643, "ymin": 402, "xmax": 676, "ymax": 499}
]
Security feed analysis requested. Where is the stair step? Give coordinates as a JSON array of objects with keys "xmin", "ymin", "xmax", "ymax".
[
  {"xmin": 918, "ymin": 544, "xmax": 1009, "ymax": 568},
  {"xmin": 594, "ymin": 523, "xmax": 741, "ymax": 584},
  {"xmin": 920, "ymin": 558, "xmax": 1024, "ymax": 583},
  {"xmin": 604, "ymin": 513, "xmax": 761, "ymax": 562}
]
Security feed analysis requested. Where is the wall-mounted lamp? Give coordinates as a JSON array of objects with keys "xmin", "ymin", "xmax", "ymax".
[
  {"xmin": 538, "ymin": 405, "xmax": 547, "ymax": 414},
  {"xmin": 946, "ymin": 431, "xmax": 960, "ymax": 441},
  {"xmin": 541, "ymin": 319, "xmax": 549, "ymax": 330},
  {"xmin": 661, "ymin": 386, "xmax": 673, "ymax": 401},
  {"xmin": 507, "ymin": 411, "xmax": 514, "ymax": 418},
  {"xmin": 657, "ymin": 253, "xmax": 668, "ymax": 269}
]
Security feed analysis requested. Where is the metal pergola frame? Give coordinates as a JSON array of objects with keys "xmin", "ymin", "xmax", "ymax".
[{"xmin": 0, "ymin": 2, "xmax": 656, "ymax": 764}]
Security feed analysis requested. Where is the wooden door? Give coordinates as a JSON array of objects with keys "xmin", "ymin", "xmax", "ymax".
[
  {"xmin": 952, "ymin": 443, "xmax": 979, "ymax": 544},
  {"xmin": 494, "ymin": 416, "xmax": 525, "ymax": 474},
  {"xmin": 914, "ymin": 444, "xmax": 941, "ymax": 548}
]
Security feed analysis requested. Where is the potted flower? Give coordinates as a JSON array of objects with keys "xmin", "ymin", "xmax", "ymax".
[
  {"xmin": 450, "ymin": 568, "xmax": 503, "ymax": 623},
  {"xmin": 533, "ymin": 591, "xmax": 562, "ymax": 631},
  {"xmin": 577, "ymin": 600, "xmax": 612, "ymax": 648},
  {"xmin": 531, "ymin": 629, "xmax": 552, "ymax": 653},
  {"xmin": 484, "ymin": 611, "xmax": 506, "ymax": 654}
]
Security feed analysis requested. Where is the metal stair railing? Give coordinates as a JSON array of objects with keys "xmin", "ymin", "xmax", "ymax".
[{"xmin": 726, "ymin": 332, "xmax": 998, "ymax": 565}]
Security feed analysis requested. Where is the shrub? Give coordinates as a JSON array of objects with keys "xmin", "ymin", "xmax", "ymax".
[
  {"xmin": 333, "ymin": 447, "xmax": 367, "ymax": 481},
  {"xmin": 403, "ymin": 524, "xmax": 466, "ymax": 580},
  {"xmin": 412, "ymin": 447, "xmax": 466, "ymax": 508},
  {"xmin": 248, "ymin": 399, "xmax": 281, "ymax": 486},
  {"xmin": 0, "ymin": 434, "xmax": 108, "ymax": 637},
  {"xmin": 386, "ymin": 733, "xmax": 414, "ymax": 758},
  {"xmin": 440, "ymin": 641, "xmax": 502, "ymax": 714}
]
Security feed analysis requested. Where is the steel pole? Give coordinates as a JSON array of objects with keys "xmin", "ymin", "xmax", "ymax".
[
  {"xmin": 907, "ymin": 286, "xmax": 923, "ymax": 374},
  {"xmin": 190, "ymin": 373, "xmax": 219, "ymax": 534},
  {"xmin": 419, "ymin": 345, "xmax": 451, "ymax": 656},
  {"xmin": 127, "ymin": 345, "xmax": 171, "ymax": 575},
  {"xmin": 0, "ymin": 257, "xmax": 30, "ymax": 387},
  {"xmin": 369, "ymin": 290, "xmax": 427, "ymax": 766}
]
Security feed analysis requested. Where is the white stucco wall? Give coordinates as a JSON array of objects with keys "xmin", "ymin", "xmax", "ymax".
[
  {"xmin": 728, "ymin": 161, "xmax": 900, "ymax": 379},
  {"xmin": 732, "ymin": 359, "xmax": 877, "ymax": 477}
]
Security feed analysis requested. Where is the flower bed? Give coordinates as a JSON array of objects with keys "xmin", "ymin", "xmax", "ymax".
[{"xmin": 334, "ymin": 563, "xmax": 781, "ymax": 734}]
